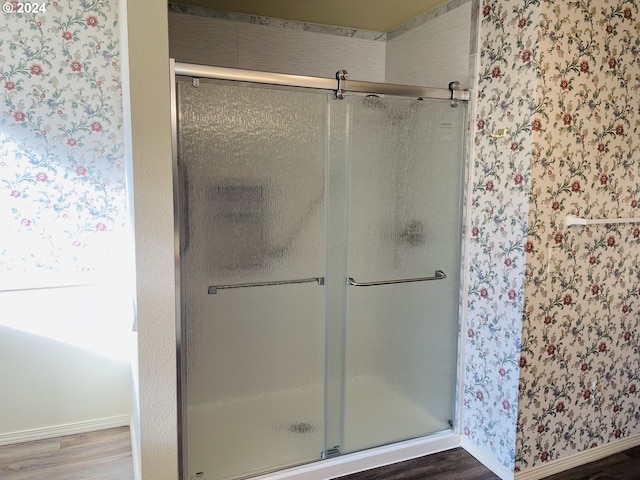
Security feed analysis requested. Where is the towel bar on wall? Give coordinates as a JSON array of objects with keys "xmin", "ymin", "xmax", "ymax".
[
  {"xmin": 566, "ymin": 215, "xmax": 640, "ymax": 227},
  {"xmin": 347, "ymin": 270, "xmax": 446, "ymax": 287},
  {"xmin": 208, "ymin": 277, "xmax": 324, "ymax": 294}
]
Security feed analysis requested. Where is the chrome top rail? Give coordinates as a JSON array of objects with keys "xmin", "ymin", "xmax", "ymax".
[
  {"xmin": 343, "ymin": 79, "xmax": 452, "ymax": 101},
  {"xmin": 176, "ymin": 63, "xmax": 337, "ymax": 91},
  {"xmin": 347, "ymin": 270, "xmax": 446, "ymax": 287},
  {"xmin": 208, "ymin": 277, "xmax": 324, "ymax": 294},
  {"xmin": 174, "ymin": 63, "xmax": 468, "ymax": 102}
]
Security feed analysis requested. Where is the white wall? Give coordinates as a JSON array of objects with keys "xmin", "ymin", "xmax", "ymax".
[
  {"xmin": 0, "ymin": 0, "xmax": 134, "ymax": 445},
  {"xmin": 124, "ymin": 1, "xmax": 178, "ymax": 479},
  {"xmin": 119, "ymin": 1, "xmax": 142, "ymax": 477},
  {"xmin": 0, "ymin": 285, "xmax": 132, "ymax": 442},
  {"xmin": 168, "ymin": 11, "xmax": 386, "ymax": 81}
]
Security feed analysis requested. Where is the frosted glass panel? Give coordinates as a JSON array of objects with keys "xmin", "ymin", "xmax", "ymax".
[
  {"xmin": 178, "ymin": 78, "xmax": 327, "ymax": 480},
  {"xmin": 346, "ymin": 96, "xmax": 464, "ymax": 280},
  {"xmin": 177, "ymin": 75, "xmax": 467, "ymax": 478},
  {"xmin": 178, "ymin": 79, "xmax": 326, "ymax": 286},
  {"xmin": 343, "ymin": 96, "xmax": 465, "ymax": 452},
  {"xmin": 185, "ymin": 286, "xmax": 325, "ymax": 480}
]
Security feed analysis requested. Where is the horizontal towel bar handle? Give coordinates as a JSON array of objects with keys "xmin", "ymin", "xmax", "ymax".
[
  {"xmin": 208, "ymin": 277, "xmax": 324, "ymax": 294},
  {"xmin": 566, "ymin": 215, "xmax": 640, "ymax": 227},
  {"xmin": 347, "ymin": 270, "xmax": 446, "ymax": 287}
]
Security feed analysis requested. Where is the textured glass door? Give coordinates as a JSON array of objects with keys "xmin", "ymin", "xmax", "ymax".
[
  {"xmin": 177, "ymin": 78, "xmax": 329, "ymax": 480},
  {"xmin": 177, "ymin": 74, "xmax": 467, "ymax": 479},
  {"xmin": 342, "ymin": 96, "xmax": 465, "ymax": 453}
]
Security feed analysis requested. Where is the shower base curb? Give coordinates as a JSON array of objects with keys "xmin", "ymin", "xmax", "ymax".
[{"xmin": 250, "ymin": 431, "xmax": 459, "ymax": 480}]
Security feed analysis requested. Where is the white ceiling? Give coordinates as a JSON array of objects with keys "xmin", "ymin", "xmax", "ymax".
[{"xmin": 173, "ymin": 0, "xmax": 451, "ymax": 32}]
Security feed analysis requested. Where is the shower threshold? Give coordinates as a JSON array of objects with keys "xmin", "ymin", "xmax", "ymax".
[{"xmin": 250, "ymin": 430, "xmax": 458, "ymax": 480}]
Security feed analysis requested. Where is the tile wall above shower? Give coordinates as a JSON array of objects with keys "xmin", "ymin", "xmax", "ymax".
[
  {"xmin": 167, "ymin": 1, "xmax": 472, "ymax": 86},
  {"xmin": 167, "ymin": 4, "xmax": 386, "ymax": 81},
  {"xmin": 385, "ymin": 0, "xmax": 472, "ymax": 89}
]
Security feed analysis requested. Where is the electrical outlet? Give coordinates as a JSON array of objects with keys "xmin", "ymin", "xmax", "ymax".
[
  {"xmin": 591, "ymin": 381, "xmax": 603, "ymax": 398},
  {"xmin": 492, "ymin": 128, "xmax": 510, "ymax": 138}
]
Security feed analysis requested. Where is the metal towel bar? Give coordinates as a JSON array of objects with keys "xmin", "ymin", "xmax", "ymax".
[
  {"xmin": 566, "ymin": 214, "xmax": 640, "ymax": 227},
  {"xmin": 347, "ymin": 270, "xmax": 446, "ymax": 287},
  {"xmin": 208, "ymin": 277, "xmax": 324, "ymax": 294}
]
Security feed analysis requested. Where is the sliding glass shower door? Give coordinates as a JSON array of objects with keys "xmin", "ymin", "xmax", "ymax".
[
  {"xmin": 342, "ymin": 96, "xmax": 464, "ymax": 453},
  {"xmin": 178, "ymin": 79, "xmax": 328, "ymax": 480},
  {"xmin": 176, "ymin": 76, "xmax": 466, "ymax": 480}
]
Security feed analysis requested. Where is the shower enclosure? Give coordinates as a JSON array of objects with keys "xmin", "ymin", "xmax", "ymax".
[{"xmin": 172, "ymin": 62, "xmax": 468, "ymax": 480}]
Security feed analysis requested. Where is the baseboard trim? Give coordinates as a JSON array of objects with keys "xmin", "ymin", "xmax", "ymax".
[
  {"xmin": 0, "ymin": 414, "xmax": 131, "ymax": 446},
  {"xmin": 460, "ymin": 437, "xmax": 514, "ymax": 480},
  {"xmin": 514, "ymin": 434, "xmax": 640, "ymax": 480}
]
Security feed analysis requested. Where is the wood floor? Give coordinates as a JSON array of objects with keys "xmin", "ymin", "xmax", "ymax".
[
  {"xmin": 338, "ymin": 445, "xmax": 640, "ymax": 480},
  {"xmin": 337, "ymin": 447, "xmax": 499, "ymax": 479},
  {"xmin": 1, "ymin": 427, "xmax": 639, "ymax": 480},
  {"xmin": 0, "ymin": 427, "xmax": 134, "ymax": 480}
]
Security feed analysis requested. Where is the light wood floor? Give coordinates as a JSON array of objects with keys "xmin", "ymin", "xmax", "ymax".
[
  {"xmin": 1, "ymin": 427, "xmax": 639, "ymax": 480},
  {"xmin": 0, "ymin": 427, "xmax": 134, "ymax": 480}
]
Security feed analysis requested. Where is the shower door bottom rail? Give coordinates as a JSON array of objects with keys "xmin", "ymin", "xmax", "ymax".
[
  {"xmin": 346, "ymin": 270, "xmax": 446, "ymax": 287},
  {"xmin": 208, "ymin": 276, "xmax": 325, "ymax": 294}
]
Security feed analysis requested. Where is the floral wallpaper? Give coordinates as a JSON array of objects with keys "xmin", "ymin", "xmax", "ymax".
[
  {"xmin": 516, "ymin": 0, "xmax": 640, "ymax": 472},
  {"xmin": 465, "ymin": 0, "xmax": 640, "ymax": 475},
  {"xmin": 0, "ymin": 0, "xmax": 125, "ymax": 283},
  {"xmin": 2, "ymin": 0, "xmax": 635, "ymax": 474},
  {"xmin": 463, "ymin": 0, "xmax": 539, "ymax": 470}
]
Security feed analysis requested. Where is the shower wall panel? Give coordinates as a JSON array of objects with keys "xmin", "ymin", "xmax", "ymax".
[
  {"xmin": 385, "ymin": 1, "xmax": 472, "ymax": 89},
  {"xmin": 168, "ymin": 1, "xmax": 472, "ymax": 89},
  {"xmin": 169, "ymin": 11, "xmax": 386, "ymax": 81}
]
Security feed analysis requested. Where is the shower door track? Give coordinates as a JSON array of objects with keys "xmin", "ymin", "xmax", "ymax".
[{"xmin": 174, "ymin": 61, "xmax": 470, "ymax": 103}]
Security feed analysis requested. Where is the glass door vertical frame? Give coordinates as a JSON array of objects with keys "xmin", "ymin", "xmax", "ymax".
[
  {"xmin": 170, "ymin": 58, "xmax": 187, "ymax": 480},
  {"xmin": 451, "ymin": 101, "xmax": 469, "ymax": 440},
  {"xmin": 444, "ymin": 100, "xmax": 469, "ymax": 439},
  {"xmin": 323, "ymin": 97, "xmax": 349, "ymax": 459}
]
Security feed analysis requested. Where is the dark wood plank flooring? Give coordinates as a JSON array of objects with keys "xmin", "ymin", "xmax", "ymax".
[
  {"xmin": 1, "ymin": 427, "xmax": 638, "ymax": 480},
  {"xmin": 336, "ymin": 448, "xmax": 499, "ymax": 480},
  {"xmin": 542, "ymin": 445, "xmax": 640, "ymax": 480},
  {"xmin": 337, "ymin": 445, "xmax": 640, "ymax": 480}
]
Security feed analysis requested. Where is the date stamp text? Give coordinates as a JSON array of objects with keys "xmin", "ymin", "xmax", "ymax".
[{"xmin": 3, "ymin": 2, "xmax": 47, "ymax": 14}]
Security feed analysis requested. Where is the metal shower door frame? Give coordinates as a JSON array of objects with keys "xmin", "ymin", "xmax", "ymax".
[
  {"xmin": 173, "ymin": 62, "xmax": 470, "ymax": 104},
  {"xmin": 170, "ymin": 59, "xmax": 470, "ymax": 480}
]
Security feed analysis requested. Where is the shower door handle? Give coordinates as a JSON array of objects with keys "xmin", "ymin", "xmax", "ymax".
[
  {"xmin": 208, "ymin": 277, "xmax": 325, "ymax": 294},
  {"xmin": 346, "ymin": 270, "xmax": 446, "ymax": 287},
  {"xmin": 178, "ymin": 158, "xmax": 190, "ymax": 253}
]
